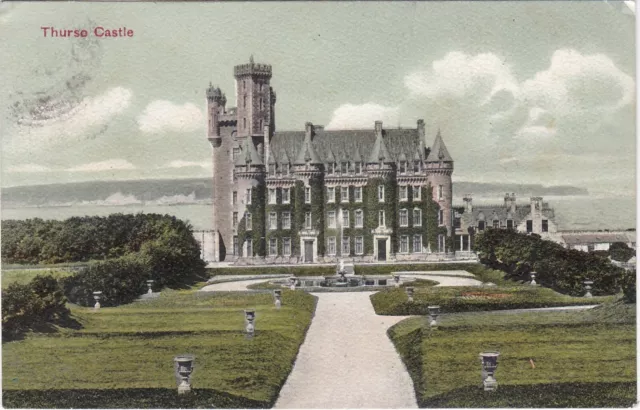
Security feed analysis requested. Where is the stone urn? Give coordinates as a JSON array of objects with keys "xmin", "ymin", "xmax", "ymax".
[
  {"xmin": 288, "ymin": 277, "xmax": 297, "ymax": 291},
  {"xmin": 92, "ymin": 291, "xmax": 103, "ymax": 310},
  {"xmin": 428, "ymin": 305, "xmax": 440, "ymax": 328},
  {"xmin": 480, "ymin": 352, "xmax": 500, "ymax": 391},
  {"xmin": 529, "ymin": 272, "xmax": 537, "ymax": 286},
  {"xmin": 583, "ymin": 280, "xmax": 594, "ymax": 298},
  {"xmin": 146, "ymin": 279, "xmax": 154, "ymax": 294},
  {"xmin": 393, "ymin": 274, "xmax": 401, "ymax": 287},
  {"xmin": 174, "ymin": 354, "xmax": 195, "ymax": 394},
  {"xmin": 274, "ymin": 289, "xmax": 282, "ymax": 309},
  {"xmin": 405, "ymin": 287, "xmax": 415, "ymax": 303},
  {"xmin": 244, "ymin": 309, "xmax": 256, "ymax": 338}
]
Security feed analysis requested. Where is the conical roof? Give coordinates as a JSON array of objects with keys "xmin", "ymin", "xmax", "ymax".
[
  {"xmin": 367, "ymin": 130, "xmax": 393, "ymax": 163},
  {"xmin": 426, "ymin": 129, "xmax": 453, "ymax": 162},
  {"xmin": 294, "ymin": 130, "xmax": 322, "ymax": 165}
]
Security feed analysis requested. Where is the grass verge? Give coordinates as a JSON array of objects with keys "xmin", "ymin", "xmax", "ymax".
[
  {"xmin": 3, "ymin": 289, "xmax": 317, "ymax": 408},
  {"xmin": 371, "ymin": 285, "xmax": 615, "ymax": 315},
  {"xmin": 387, "ymin": 301, "xmax": 636, "ymax": 407},
  {"xmin": 207, "ymin": 266, "xmax": 336, "ymax": 277},
  {"xmin": 1, "ymin": 269, "xmax": 74, "ymax": 288}
]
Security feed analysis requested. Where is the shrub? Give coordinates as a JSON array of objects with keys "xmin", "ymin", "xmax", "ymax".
[
  {"xmin": 2, "ymin": 274, "xmax": 70, "ymax": 341},
  {"xmin": 61, "ymin": 255, "xmax": 149, "ymax": 307},
  {"xmin": 620, "ymin": 269, "xmax": 636, "ymax": 303},
  {"xmin": 609, "ymin": 242, "xmax": 636, "ymax": 262}
]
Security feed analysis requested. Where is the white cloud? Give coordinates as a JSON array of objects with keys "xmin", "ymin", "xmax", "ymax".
[
  {"xmin": 325, "ymin": 103, "xmax": 400, "ymax": 130},
  {"xmin": 6, "ymin": 87, "xmax": 132, "ymax": 155},
  {"xmin": 137, "ymin": 100, "xmax": 204, "ymax": 134},
  {"xmin": 67, "ymin": 159, "xmax": 136, "ymax": 172},
  {"xmin": 6, "ymin": 163, "xmax": 52, "ymax": 173},
  {"xmin": 404, "ymin": 51, "xmax": 519, "ymax": 104},
  {"xmin": 164, "ymin": 160, "xmax": 211, "ymax": 169}
]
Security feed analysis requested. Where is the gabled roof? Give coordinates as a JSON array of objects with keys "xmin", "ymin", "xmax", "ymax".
[
  {"xmin": 270, "ymin": 127, "xmax": 421, "ymax": 165},
  {"xmin": 267, "ymin": 146, "xmax": 278, "ymax": 164},
  {"xmin": 367, "ymin": 130, "xmax": 393, "ymax": 163},
  {"xmin": 235, "ymin": 139, "xmax": 263, "ymax": 166},
  {"xmin": 294, "ymin": 130, "xmax": 322, "ymax": 165},
  {"xmin": 325, "ymin": 149, "xmax": 336, "ymax": 164},
  {"xmin": 398, "ymin": 152, "xmax": 408, "ymax": 162},
  {"xmin": 279, "ymin": 149, "xmax": 291, "ymax": 164},
  {"xmin": 426, "ymin": 129, "xmax": 453, "ymax": 162}
]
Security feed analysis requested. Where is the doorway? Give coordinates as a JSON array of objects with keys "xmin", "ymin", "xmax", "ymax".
[
  {"xmin": 304, "ymin": 240, "xmax": 314, "ymax": 263},
  {"xmin": 377, "ymin": 239, "xmax": 387, "ymax": 261}
]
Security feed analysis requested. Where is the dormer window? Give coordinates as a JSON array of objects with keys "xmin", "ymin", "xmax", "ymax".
[
  {"xmin": 355, "ymin": 162, "xmax": 362, "ymax": 174},
  {"xmin": 414, "ymin": 160, "xmax": 421, "ymax": 173},
  {"xmin": 399, "ymin": 161, "xmax": 407, "ymax": 174},
  {"xmin": 284, "ymin": 163, "xmax": 290, "ymax": 176},
  {"xmin": 328, "ymin": 163, "xmax": 335, "ymax": 174},
  {"xmin": 341, "ymin": 162, "xmax": 348, "ymax": 174},
  {"xmin": 268, "ymin": 163, "xmax": 276, "ymax": 176}
]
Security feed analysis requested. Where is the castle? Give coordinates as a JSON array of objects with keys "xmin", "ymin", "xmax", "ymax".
[{"xmin": 206, "ymin": 58, "xmax": 456, "ymax": 263}]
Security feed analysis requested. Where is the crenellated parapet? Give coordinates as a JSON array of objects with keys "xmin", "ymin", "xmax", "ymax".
[{"xmin": 234, "ymin": 59, "xmax": 272, "ymax": 78}]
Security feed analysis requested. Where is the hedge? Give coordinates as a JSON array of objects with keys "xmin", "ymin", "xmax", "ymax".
[{"xmin": 2, "ymin": 388, "xmax": 269, "ymax": 409}]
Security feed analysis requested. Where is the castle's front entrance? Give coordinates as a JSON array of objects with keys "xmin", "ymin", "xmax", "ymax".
[
  {"xmin": 377, "ymin": 239, "xmax": 387, "ymax": 261},
  {"xmin": 304, "ymin": 240, "xmax": 314, "ymax": 263}
]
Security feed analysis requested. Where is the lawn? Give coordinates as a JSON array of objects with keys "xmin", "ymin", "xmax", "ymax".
[
  {"xmin": 3, "ymin": 288, "xmax": 317, "ymax": 408},
  {"xmin": 371, "ymin": 283, "xmax": 615, "ymax": 315},
  {"xmin": 388, "ymin": 301, "xmax": 636, "ymax": 407},
  {"xmin": 1, "ymin": 269, "xmax": 74, "ymax": 288}
]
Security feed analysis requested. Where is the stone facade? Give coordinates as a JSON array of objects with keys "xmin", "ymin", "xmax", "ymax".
[{"xmin": 208, "ymin": 59, "xmax": 454, "ymax": 263}]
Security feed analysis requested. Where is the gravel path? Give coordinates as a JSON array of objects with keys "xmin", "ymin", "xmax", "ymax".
[{"xmin": 274, "ymin": 292, "xmax": 417, "ymax": 409}]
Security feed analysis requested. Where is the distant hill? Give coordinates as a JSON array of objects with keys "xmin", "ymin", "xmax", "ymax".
[
  {"xmin": 453, "ymin": 182, "xmax": 588, "ymax": 198},
  {"xmin": 1, "ymin": 178, "xmax": 588, "ymax": 208}
]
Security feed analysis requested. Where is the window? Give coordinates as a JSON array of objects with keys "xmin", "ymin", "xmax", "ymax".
[
  {"xmin": 232, "ymin": 191, "xmax": 237, "ymax": 205},
  {"xmin": 341, "ymin": 186, "xmax": 349, "ymax": 203},
  {"xmin": 355, "ymin": 210, "xmax": 364, "ymax": 228},
  {"xmin": 259, "ymin": 97, "xmax": 263, "ymax": 110},
  {"xmin": 246, "ymin": 237, "xmax": 253, "ymax": 257},
  {"xmin": 243, "ymin": 80, "xmax": 246, "ymax": 90},
  {"xmin": 378, "ymin": 185, "xmax": 385, "ymax": 202},
  {"xmin": 282, "ymin": 212, "xmax": 291, "ymax": 229},
  {"xmin": 399, "ymin": 161, "xmax": 407, "ymax": 174},
  {"xmin": 243, "ymin": 95, "xmax": 247, "ymax": 108},
  {"xmin": 269, "ymin": 189, "xmax": 277, "ymax": 204},
  {"xmin": 327, "ymin": 211, "xmax": 336, "ymax": 228},
  {"xmin": 478, "ymin": 220, "xmax": 485, "ymax": 231},
  {"xmin": 268, "ymin": 164, "xmax": 276, "ymax": 176},
  {"xmin": 327, "ymin": 187, "xmax": 335, "ymax": 203},
  {"xmin": 243, "ymin": 117, "xmax": 247, "ymax": 129},
  {"xmin": 269, "ymin": 238, "xmax": 277, "ymax": 256},
  {"xmin": 379, "ymin": 210, "xmax": 385, "ymax": 227},
  {"xmin": 328, "ymin": 163, "xmax": 335, "ymax": 174},
  {"xmin": 438, "ymin": 185, "xmax": 443, "ymax": 200},
  {"xmin": 542, "ymin": 220, "xmax": 549, "ymax": 232},
  {"xmin": 259, "ymin": 119, "xmax": 263, "ymax": 129},
  {"xmin": 413, "ymin": 186, "xmax": 421, "ymax": 201},
  {"xmin": 354, "ymin": 187, "xmax": 363, "ymax": 202},
  {"xmin": 355, "ymin": 236, "xmax": 364, "ymax": 255},
  {"xmin": 342, "ymin": 237, "xmax": 350, "ymax": 255},
  {"xmin": 269, "ymin": 212, "xmax": 277, "ymax": 230},
  {"xmin": 399, "ymin": 186, "xmax": 408, "ymax": 201},
  {"xmin": 327, "ymin": 237, "xmax": 337, "ymax": 255},
  {"xmin": 233, "ymin": 212, "xmax": 238, "ymax": 226},
  {"xmin": 341, "ymin": 162, "xmax": 348, "ymax": 174},
  {"xmin": 233, "ymin": 148, "xmax": 240, "ymax": 161},
  {"xmin": 305, "ymin": 187, "xmax": 311, "ymax": 203},
  {"xmin": 399, "ymin": 209, "xmax": 408, "ymax": 227},
  {"xmin": 233, "ymin": 236, "xmax": 239, "ymax": 255},
  {"xmin": 282, "ymin": 188, "xmax": 290, "ymax": 204},
  {"xmin": 355, "ymin": 162, "xmax": 362, "ymax": 174},
  {"xmin": 438, "ymin": 234, "xmax": 445, "ymax": 253},
  {"xmin": 305, "ymin": 212, "xmax": 312, "ymax": 229},
  {"xmin": 400, "ymin": 235, "xmax": 409, "ymax": 253},
  {"xmin": 283, "ymin": 237, "xmax": 291, "ymax": 256},
  {"xmin": 413, "ymin": 235, "xmax": 422, "ymax": 253},
  {"xmin": 246, "ymin": 213, "xmax": 252, "ymax": 230},
  {"xmin": 414, "ymin": 160, "xmax": 421, "ymax": 173},
  {"xmin": 342, "ymin": 210, "xmax": 350, "ymax": 227},
  {"xmin": 284, "ymin": 163, "xmax": 290, "ymax": 175},
  {"xmin": 438, "ymin": 209, "xmax": 444, "ymax": 226},
  {"xmin": 506, "ymin": 219, "xmax": 514, "ymax": 229},
  {"xmin": 526, "ymin": 220, "xmax": 533, "ymax": 233},
  {"xmin": 493, "ymin": 220, "xmax": 499, "ymax": 229},
  {"xmin": 413, "ymin": 209, "xmax": 422, "ymax": 226},
  {"xmin": 246, "ymin": 188, "xmax": 252, "ymax": 204}
]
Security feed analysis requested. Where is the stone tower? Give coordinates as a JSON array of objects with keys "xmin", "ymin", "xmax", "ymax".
[
  {"xmin": 233, "ymin": 56, "xmax": 276, "ymax": 141},
  {"xmin": 426, "ymin": 129, "xmax": 454, "ymax": 251}
]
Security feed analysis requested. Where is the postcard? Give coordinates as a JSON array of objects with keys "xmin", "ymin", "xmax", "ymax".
[{"xmin": 0, "ymin": 2, "xmax": 636, "ymax": 408}]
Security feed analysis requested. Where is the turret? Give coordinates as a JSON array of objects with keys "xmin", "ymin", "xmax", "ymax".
[
  {"xmin": 206, "ymin": 82, "xmax": 227, "ymax": 148},
  {"xmin": 234, "ymin": 56, "xmax": 274, "ymax": 139},
  {"xmin": 426, "ymin": 129, "xmax": 454, "ymax": 237}
]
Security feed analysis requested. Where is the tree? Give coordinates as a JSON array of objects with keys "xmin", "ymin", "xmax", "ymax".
[{"xmin": 609, "ymin": 242, "xmax": 635, "ymax": 262}]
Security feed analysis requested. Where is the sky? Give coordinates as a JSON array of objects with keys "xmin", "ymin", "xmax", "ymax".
[{"xmin": 0, "ymin": 1, "xmax": 636, "ymax": 197}]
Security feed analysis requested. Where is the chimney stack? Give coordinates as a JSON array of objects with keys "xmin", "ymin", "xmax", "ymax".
[
  {"xmin": 375, "ymin": 121, "xmax": 383, "ymax": 138},
  {"xmin": 463, "ymin": 194, "xmax": 473, "ymax": 213}
]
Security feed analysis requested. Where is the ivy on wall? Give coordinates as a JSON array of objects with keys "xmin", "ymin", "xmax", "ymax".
[
  {"xmin": 264, "ymin": 186, "xmax": 295, "ymax": 257},
  {"xmin": 363, "ymin": 176, "xmax": 397, "ymax": 255},
  {"xmin": 236, "ymin": 178, "xmax": 266, "ymax": 257},
  {"xmin": 310, "ymin": 174, "xmax": 325, "ymax": 256}
]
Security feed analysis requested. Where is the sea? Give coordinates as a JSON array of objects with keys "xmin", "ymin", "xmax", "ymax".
[{"xmin": 1, "ymin": 195, "xmax": 636, "ymax": 232}]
